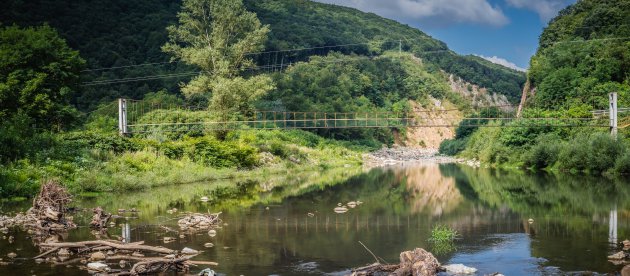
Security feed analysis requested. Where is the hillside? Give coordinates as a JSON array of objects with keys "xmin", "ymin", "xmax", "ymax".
[
  {"xmin": 440, "ymin": 0, "xmax": 630, "ymax": 175},
  {"xmin": 526, "ymin": 0, "xmax": 630, "ymax": 110},
  {"xmin": 0, "ymin": 0, "xmax": 525, "ymax": 110}
]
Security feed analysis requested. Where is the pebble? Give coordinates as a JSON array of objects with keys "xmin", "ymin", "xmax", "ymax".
[
  {"xmin": 347, "ymin": 201, "xmax": 357, "ymax": 208},
  {"xmin": 106, "ymin": 250, "xmax": 114, "ymax": 256},
  {"xmin": 204, "ymin": 243, "xmax": 214, "ymax": 248},
  {"xmin": 307, "ymin": 212, "xmax": 315, "ymax": 217},
  {"xmin": 528, "ymin": 218, "xmax": 534, "ymax": 224},
  {"xmin": 181, "ymin": 247, "xmax": 199, "ymax": 255},
  {"xmin": 7, "ymin": 252, "xmax": 17, "ymax": 258},
  {"xmin": 119, "ymin": 260, "xmax": 127, "ymax": 268},
  {"xmin": 334, "ymin": 207, "xmax": 348, "ymax": 214},
  {"xmin": 208, "ymin": 229, "xmax": 217, "ymax": 237}
]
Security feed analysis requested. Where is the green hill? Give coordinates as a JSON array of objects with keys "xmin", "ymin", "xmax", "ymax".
[
  {"xmin": 527, "ymin": 0, "xmax": 630, "ymax": 110},
  {"xmin": 0, "ymin": 0, "xmax": 525, "ymax": 109}
]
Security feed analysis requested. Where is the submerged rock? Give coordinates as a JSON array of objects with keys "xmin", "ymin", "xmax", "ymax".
[
  {"xmin": 608, "ymin": 251, "xmax": 627, "ymax": 260},
  {"xmin": 208, "ymin": 229, "xmax": 217, "ymax": 237},
  {"xmin": 7, "ymin": 252, "xmax": 17, "ymax": 258},
  {"xmin": 204, "ymin": 243, "xmax": 214, "ymax": 248},
  {"xmin": 334, "ymin": 207, "xmax": 348, "ymax": 214},
  {"xmin": 442, "ymin": 264, "xmax": 478, "ymax": 274}
]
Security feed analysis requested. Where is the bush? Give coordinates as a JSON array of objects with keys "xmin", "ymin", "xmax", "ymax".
[
  {"xmin": 185, "ymin": 137, "xmax": 258, "ymax": 168},
  {"xmin": 439, "ymin": 138, "xmax": 468, "ymax": 156},
  {"xmin": 523, "ymin": 135, "xmax": 562, "ymax": 169},
  {"xmin": 587, "ymin": 133, "xmax": 626, "ymax": 173},
  {"xmin": 614, "ymin": 152, "xmax": 630, "ymax": 175}
]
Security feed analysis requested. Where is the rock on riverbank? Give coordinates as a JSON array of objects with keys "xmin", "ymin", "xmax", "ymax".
[{"xmin": 363, "ymin": 147, "xmax": 480, "ymax": 168}]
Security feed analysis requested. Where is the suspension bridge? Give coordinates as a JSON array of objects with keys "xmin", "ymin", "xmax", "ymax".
[{"xmin": 117, "ymin": 93, "xmax": 624, "ymax": 135}]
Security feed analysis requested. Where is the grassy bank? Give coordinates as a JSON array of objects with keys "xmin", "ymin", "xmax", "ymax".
[
  {"xmin": 0, "ymin": 129, "xmax": 371, "ymax": 199},
  {"xmin": 439, "ymin": 116, "xmax": 630, "ymax": 176}
]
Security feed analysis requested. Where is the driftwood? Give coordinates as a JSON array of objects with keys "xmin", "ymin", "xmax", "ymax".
[
  {"xmin": 178, "ymin": 212, "xmax": 222, "ymax": 231},
  {"xmin": 39, "ymin": 240, "xmax": 176, "ymax": 255},
  {"xmin": 351, "ymin": 248, "xmax": 441, "ymax": 276},
  {"xmin": 90, "ymin": 207, "xmax": 112, "ymax": 229}
]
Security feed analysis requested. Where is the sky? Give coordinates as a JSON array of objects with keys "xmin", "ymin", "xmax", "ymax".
[{"xmin": 312, "ymin": 0, "xmax": 577, "ymax": 71}]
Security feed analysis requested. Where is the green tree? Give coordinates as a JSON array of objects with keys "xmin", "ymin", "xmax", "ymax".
[
  {"xmin": 0, "ymin": 24, "xmax": 84, "ymax": 129},
  {"xmin": 163, "ymin": 0, "xmax": 273, "ymax": 118}
]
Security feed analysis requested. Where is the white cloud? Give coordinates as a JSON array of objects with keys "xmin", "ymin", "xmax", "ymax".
[
  {"xmin": 475, "ymin": 55, "xmax": 527, "ymax": 72},
  {"xmin": 313, "ymin": 0, "xmax": 509, "ymax": 27},
  {"xmin": 506, "ymin": 0, "xmax": 574, "ymax": 22}
]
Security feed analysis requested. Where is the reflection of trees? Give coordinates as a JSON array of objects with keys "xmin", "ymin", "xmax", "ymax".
[{"xmin": 454, "ymin": 166, "xmax": 630, "ymax": 273}]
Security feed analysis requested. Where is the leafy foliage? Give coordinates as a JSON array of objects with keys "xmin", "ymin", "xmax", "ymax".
[
  {"xmin": 0, "ymin": 25, "xmax": 84, "ymax": 129},
  {"xmin": 528, "ymin": 0, "xmax": 630, "ymax": 110},
  {"xmin": 0, "ymin": 0, "xmax": 524, "ymax": 108}
]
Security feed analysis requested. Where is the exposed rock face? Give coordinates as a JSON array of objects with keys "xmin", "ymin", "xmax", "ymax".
[{"xmin": 448, "ymin": 74, "xmax": 512, "ymax": 109}]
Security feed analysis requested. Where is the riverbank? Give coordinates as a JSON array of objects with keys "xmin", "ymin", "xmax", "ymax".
[
  {"xmin": 363, "ymin": 147, "xmax": 480, "ymax": 168},
  {"xmin": 0, "ymin": 129, "xmax": 369, "ymax": 199}
]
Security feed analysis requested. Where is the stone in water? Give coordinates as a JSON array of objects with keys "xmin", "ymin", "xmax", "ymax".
[
  {"xmin": 334, "ymin": 207, "xmax": 348, "ymax": 214},
  {"xmin": 443, "ymin": 264, "xmax": 477, "ymax": 274},
  {"xmin": 87, "ymin": 262, "xmax": 110, "ymax": 272},
  {"xmin": 181, "ymin": 247, "xmax": 199, "ymax": 255}
]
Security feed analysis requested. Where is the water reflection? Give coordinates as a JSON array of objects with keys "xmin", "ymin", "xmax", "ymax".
[{"xmin": 0, "ymin": 163, "xmax": 629, "ymax": 275}]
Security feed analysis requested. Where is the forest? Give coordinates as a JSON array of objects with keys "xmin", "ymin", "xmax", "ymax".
[
  {"xmin": 3, "ymin": 0, "xmax": 627, "ymax": 200},
  {"xmin": 439, "ymin": 0, "xmax": 630, "ymax": 175},
  {"xmin": 0, "ymin": 0, "xmax": 530, "ymax": 198}
]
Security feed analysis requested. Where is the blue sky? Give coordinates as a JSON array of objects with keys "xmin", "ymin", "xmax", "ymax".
[{"xmin": 313, "ymin": 0, "xmax": 577, "ymax": 71}]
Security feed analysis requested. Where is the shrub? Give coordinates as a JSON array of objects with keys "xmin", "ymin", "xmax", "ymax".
[
  {"xmin": 523, "ymin": 135, "xmax": 562, "ymax": 169},
  {"xmin": 439, "ymin": 138, "xmax": 468, "ymax": 156},
  {"xmin": 587, "ymin": 133, "xmax": 626, "ymax": 173},
  {"xmin": 614, "ymin": 152, "xmax": 630, "ymax": 175}
]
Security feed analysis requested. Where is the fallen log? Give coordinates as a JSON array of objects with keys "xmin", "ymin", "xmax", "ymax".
[{"xmin": 39, "ymin": 240, "xmax": 176, "ymax": 255}]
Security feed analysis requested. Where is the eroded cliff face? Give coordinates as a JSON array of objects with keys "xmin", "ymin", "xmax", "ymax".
[
  {"xmin": 395, "ymin": 99, "xmax": 462, "ymax": 149},
  {"xmin": 448, "ymin": 74, "xmax": 511, "ymax": 108}
]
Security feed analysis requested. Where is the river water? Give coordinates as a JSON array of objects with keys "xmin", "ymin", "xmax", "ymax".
[{"xmin": 0, "ymin": 163, "xmax": 629, "ymax": 275}]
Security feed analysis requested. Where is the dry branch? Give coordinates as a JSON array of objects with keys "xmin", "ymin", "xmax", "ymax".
[{"xmin": 40, "ymin": 240, "xmax": 176, "ymax": 255}]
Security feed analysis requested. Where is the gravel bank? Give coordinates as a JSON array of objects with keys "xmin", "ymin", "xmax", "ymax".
[{"xmin": 363, "ymin": 147, "xmax": 480, "ymax": 168}]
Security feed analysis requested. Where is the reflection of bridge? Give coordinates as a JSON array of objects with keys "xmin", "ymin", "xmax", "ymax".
[{"xmin": 117, "ymin": 92, "xmax": 623, "ymax": 135}]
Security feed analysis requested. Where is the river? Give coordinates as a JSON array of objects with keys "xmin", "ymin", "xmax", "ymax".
[{"xmin": 0, "ymin": 163, "xmax": 628, "ymax": 275}]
